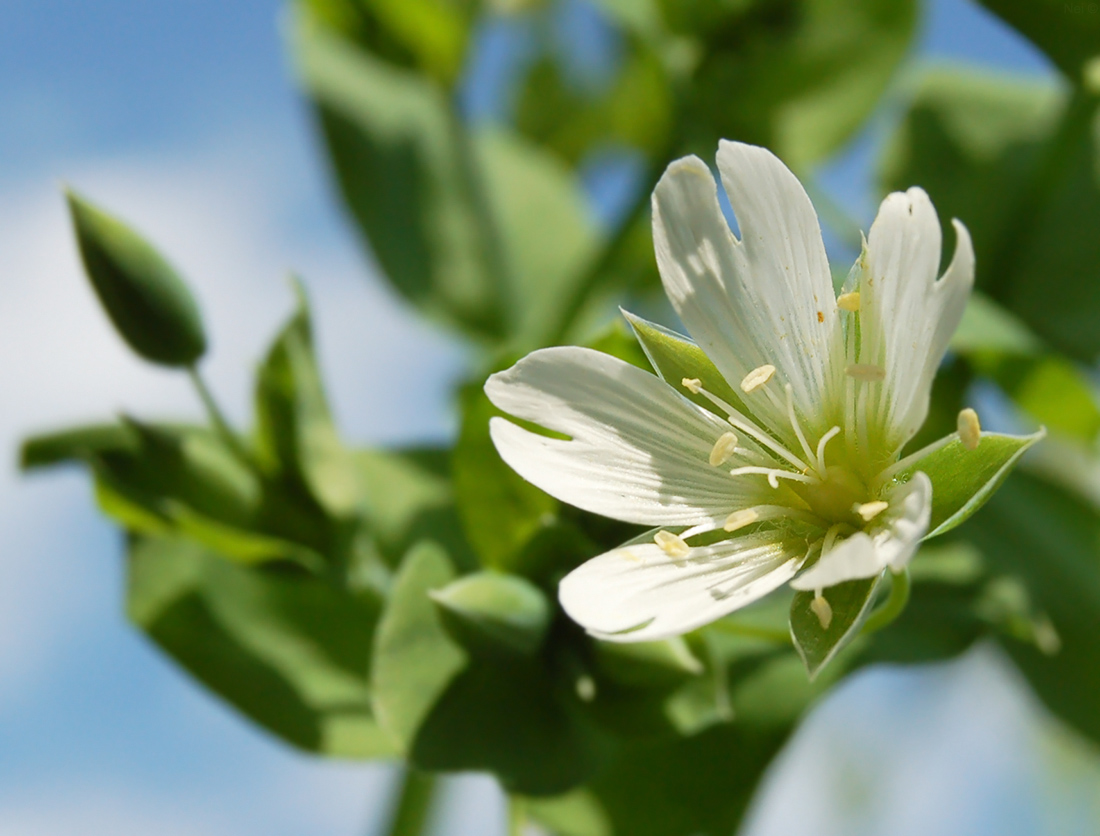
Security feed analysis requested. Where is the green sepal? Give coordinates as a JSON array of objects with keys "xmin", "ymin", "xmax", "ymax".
[
  {"xmin": 790, "ymin": 575, "xmax": 881, "ymax": 679},
  {"xmin": 622, "ymin": 311, "xmax": 746, "ymax": 415},
  {"xmin": 896, "ymin": 430, "xmax": 1046, "ymax": 538},
  {"xmin": 66, "ymin": 191, "xmax": 207, "ymax": 366},
  {"xmin": 430, "ymin": 571, "xmax": 552, "ymax": 657}
]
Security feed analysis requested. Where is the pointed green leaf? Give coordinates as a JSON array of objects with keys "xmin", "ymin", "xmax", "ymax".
[
  {"xmin": 66, "ymin": 191, "xmax": 207, "ymax": 366},
  {"xmin": 623, "ymin": 311, "xmax": 747, "ymax": 415},
  {"xmin": 294, "ymin": 13, "xmax": 504, "ymax": 338},
  {"xmin": 896, "ymin": 430, "xmax": 1046, "ymax": 538},
  {"xmin": 128, "ymin": 533, "xmax": 394, "ymax": 757},
  {"xmin": 977, "ymin": 0, "xmax": 1100, "ymax": 79},
  {"xmin": 254, "ymin": 281, "xmax": 360, "ymax": 517},
  {"xmin": 371, "ymin": 541, "xmax": 467, "ymax": 748},
  {"xmin": 790, "ymin": 575, "xmax": 881, "ymax": 679},
  {"xmin": 453, "ymin": 382, "xmax": 557, "ymax": 571},
  {"xmin": 430, "ymin": 571, "xmax": 551, "ymax": 656},
  {"xmin": 21, "ymin": 423, "xmax": 138, "ymax": 470}
]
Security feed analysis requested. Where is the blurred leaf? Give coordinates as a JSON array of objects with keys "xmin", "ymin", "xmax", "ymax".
[
  {"xmin": 254, "ymin": 281, "xmax": 360, "ymax": 518},
  {"xmin": 525, "ymin": 788, "xmax": 612, "ymax": 836},
  {"xmin": 593, "ymin": 637, "xmax": 703, "ymax": 689},
  {"xmin": 896, "ymin": 431, "xmax": 1045, "ymax": 538},
  {"xmin": 356, "ymin": 447, "xmax": 479, "ymax": 571},
  {"xmin": 453, "ymin": 383, "xmax": 557, "ymax": 571},
  {"xmin": 371, "ymin": 540, "xmax": 467, "ymax": 748},
  {"xmin": 66, "ymin": 191, "xmax": 207, "ymax": 367},
  {"xmin": 623, "ymin": 311, "xmax": 748, "ymax": 414},
  {"xmin": 586, "ymin": 318, "xmax": 652, "ymax": 370},
  {"xmin": 685, "ymin": 0, "xmax": 918, "ymax": 168},
  {"xmin": 515, "ymin": 43, "xmax": 672, "ymax": 165},
  {"xmin": 129, "ymin": 534, "xmax": 394, "ymax": 756},
  {"xmin": 963, "ymin": 471, "xmax": 1100, "ymax": 745},
  {"xmin": 21, "ymin": 423, "xmax": 138, "ymax": 470},
  {"xmin": 950, "ymin": 292, "xmax": 1042, "ymax": 356},
  {"xmin": 975, "ymin": 353, "xmax": 1100, "ymax": 442},
  {"xmin": 296, "ymin": 14, "xmax": 505, "ymax": 338},
  {"xmin": 474, "ymin": 128, "xmax": 601, "ymax": 347},
  {"xmin": 430, "ymin": 570, "xmax": 552, "ymax": 656},
  {"xmin": 587, "ymin": 722, "xmax": 789, "ymax": 836},
  {"xmin": 977, "ymin": 0, "xmax": 1100, "ymax": 79},
  {"xmin": 881, "ymin": 68, "xmax": 1100, "ymax": 363},
  {"xmin": 790, "ymin": 575, "xmax": 880, "ymax": 679}
]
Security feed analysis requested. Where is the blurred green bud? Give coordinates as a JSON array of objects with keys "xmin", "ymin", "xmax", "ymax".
[
  {"xmin": 430, "ymin": 571, "xmax": 551, "ymax": 656},
  {"xmin": 593, "ymin": 637, "xmax": 703, "ymax": 690},
  {"xmin": 66, "ymin": 191, "xmax": 207, "ymax": 367}
]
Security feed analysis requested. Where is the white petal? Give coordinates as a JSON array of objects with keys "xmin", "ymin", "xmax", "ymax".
[
  {"xmin": 790, "ymin": 471, "xmax": 932, "ymax": 589},
  {"xmin": 789, "ymin": 532, "xmax": 880, "ymax": 590},
  {"xmin": 651, "ymin": 143, "xmax": 843, "ymax": 440},
  {"xmin": 485, "ymin": 346, "xmax": 765, "ymax": 526},
  {"xmin": 559, "ymin": 532, "xmax": 804, "ymax": 642},
  {"xmin": 860, "ymin": 189, "xmax": 975, "ymax": 451}
]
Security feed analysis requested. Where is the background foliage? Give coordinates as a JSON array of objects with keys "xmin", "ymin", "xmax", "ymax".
[{"xmin": 20, "ymin": 0, "xmax": 1100, "ymax": 833}]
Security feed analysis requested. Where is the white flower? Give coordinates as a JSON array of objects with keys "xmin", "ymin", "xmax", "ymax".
[{"xmin": 485, "ymin": 141, "xmax": 975, "ymax": 643}]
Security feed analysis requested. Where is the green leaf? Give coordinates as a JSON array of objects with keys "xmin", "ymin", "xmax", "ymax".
[
  {"xmin": 963, "ymin": 471, "xmax": 1100, "ymax": 746},
  {"xmin": 294, "ymin": 13, "xmax": 504, "ymax": 338},
  {"xmin": 592, "ymin": 637, "xmax": 703, "ymax": 690},
  {"xmin": 430, "ymin": 571, "xmax": 552, "ymax": 656},
  {"xmin": 790, "ymin": 576, "xmax": 881, "ymax": 679},
  {"xmin": 685, "ymin": 0, "xmax": 918, "ymax": 169},
  {"xmin": 21, "ymin": 422, "xmax": 138, "ymax": 470},
  {"xmin": 524, "ymin": 788, "xmax": 612, "ymax": 836},
  {"xmin": 452, "ymin": 383, "xmax": 557, "ymax": 571},
  {"xmin": 128, "ymin": 533, "xmax": 395, "ymax": 757},
  {"xmin": 587, "ymin": 722, "xmax": 790, "ymax": 836},
  {"xmin": 622, "ymin": 311, "xmax": 747, "ymax": 415},
  {"xmin": 66, "ymin": 191, "xmax": 207, "ymax": 366},
  {"xmin": 371, "ymin": 540, "xmax": 467, "ymax": 749},
  {"xmin": 896, "ymin": 431, "xmax": 1046, "ymax": 538},
  {"xmin": 473, "ymin": 128, "xmax": 601, "ymax": 348},
  {"xmin": 254, "ymin": 281, "xmax": 360, "ymax": 518},
  {"xmin": 950, "ymin": 292, "xmax": 1042, "ymax": 357},
  {"xmin": 977, "ymin": 0, "xmax": 1100, "ymax": 79}
]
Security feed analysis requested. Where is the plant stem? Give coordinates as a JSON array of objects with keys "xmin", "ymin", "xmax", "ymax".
[
  {"xmin": 861, "ymin": 568, "xmax": 911, "ymax": 636},
  {"xmin": 384, "ymin": 769, "xmax": 437, "ymax": 836},
  {"xmin": 187, "ymin": 365, "xmax": 255, "ymax": 470}
]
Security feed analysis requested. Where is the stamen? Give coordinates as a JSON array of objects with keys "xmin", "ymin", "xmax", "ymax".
[
  {"xmin": 723, "ymin": 508, "xmax": 759, "ymax": 532},
  {"xmin": 682, "ymin": 377, "xmax": 702, "ymax": 394},
  {"xmin": 709, "ymin": 431, "xmax": 740, "ymax": 466},
  {"xmin": 728, "ymin": 466, "xmax": 819, "ymax": 489},
  {"xmin": 740, "ymin": 364, "xmax": 776, "ymax": 394},
  {"xmin": 786, "ymin": 384, "xmax": 818, "ymax": 475},
  {"xmin": 845, "ymin": 363, "xmax": 886, "ymax": 382},
  {"xmin": 680, "ymin": 380, "xmax": 813, "ymax": 473},
  {"xmin": 958, "ymin": 407, "xmax": 981, "ymax": 451},
  {"xmin": 815, "ymin": 426, "xmax": 841, "ymax": 474},
  {"xmin": 810, "ymin": 592, "xmax": 833, "ymax": 630},
  {"xmin": 855, "ymin": 500, "xmax": 889, "ymax": 521},
  {"xmin": 837, "ymin": 292, "xmax": 861, "ymax": 312},
  {"xmin": 654, "ymin": 530, "xmax": 691, "ymax": 558}
]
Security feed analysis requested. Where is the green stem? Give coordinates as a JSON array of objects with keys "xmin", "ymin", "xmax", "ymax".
[
  {"xmin": 508, "ymin": 796, "xmax": 527, "ymax": 836},
  {"xmin": 708, "ymin": 619, "xmax": 792, "ymax": 645},
  {"xmin": 187, "ymin": 365, "xmax": 255, "ymax": 470},
  {"xmin": 384, "ymin": 769, "xmax": 437, "ymax": 836},
  {"xmin": 861, "ymin": 568, "xmax": 911, "ymax": 636}
]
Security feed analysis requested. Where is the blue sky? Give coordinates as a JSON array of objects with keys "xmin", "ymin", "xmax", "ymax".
[{"xmin": 0, "ymin": 2, "xmax": 1094, "ymax": 835}]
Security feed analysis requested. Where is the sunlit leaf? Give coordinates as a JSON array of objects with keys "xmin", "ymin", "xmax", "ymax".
[{"xmin": 430, "ymin": 571, "xmax": 552, "ymax": 656}]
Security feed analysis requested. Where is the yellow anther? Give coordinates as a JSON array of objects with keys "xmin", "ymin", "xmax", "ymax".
[
  {"xmin": 709, "ymin": 432, "xmax": 740, "ymax": 466},
  {"xmin": 654, "ymin": 530, "xmax": 691, "ymax": 558},
  {"xmin": 740, "ymin": 364, "xmax": 776, "ymax": 393},
  {"xmin": 810, "ymin": 593, "xmax": 833, "ymax": 630},
  {"xmin": 958, "ymin": 407, "xmax": 981, "ymax": 450},
  {"xmin": 855, "ymin": 500, "xmax": 889, "ymax": 522},
  {"xmin": 682, "ymin": 377, "xmax": 702, "ymax": 394},
  {"xmin": 845, "ymin": 363, "xmax": 886, "ymax": 382},
  {"xmin": 723, "ymin": 508, "xmax": 759, "ymax": 532},
  {"xmin": 837, "ymin": 292, "xmax": 861, "ymax": 312}
]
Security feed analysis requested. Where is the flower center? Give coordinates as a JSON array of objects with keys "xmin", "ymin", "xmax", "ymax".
[{"xmin": 792, "ymin": 465, "xmax": 869, "ymax": 526}]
